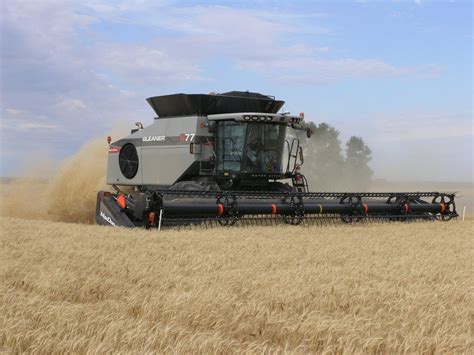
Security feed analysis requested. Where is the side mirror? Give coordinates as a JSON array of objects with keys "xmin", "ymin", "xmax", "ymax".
[
  {"xmin": 306, "ymin": 128, "xmax": 313, "ymax": 138},
  {"xmin": 190, "ymin": 143, "xmax": 202, "ymax": 155}
]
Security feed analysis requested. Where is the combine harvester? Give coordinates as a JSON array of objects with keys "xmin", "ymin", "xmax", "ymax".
[{"xmin": 96, "ymin": 91, "xmax": 457, "ymax": 228}]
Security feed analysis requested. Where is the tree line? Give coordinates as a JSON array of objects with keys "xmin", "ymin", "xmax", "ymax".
[{"xmin": 298, "ymin": 122, "xmax": 373, "ymax": 191}]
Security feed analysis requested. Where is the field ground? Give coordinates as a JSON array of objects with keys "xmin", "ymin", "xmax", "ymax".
[{"xmin": 1, "ymin": 217, "xmax": 472, "ymax": 353}]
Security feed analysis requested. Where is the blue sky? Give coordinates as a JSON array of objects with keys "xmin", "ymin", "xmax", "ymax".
[{"xmin": 1, "ymin": 0, "xmax": 472, "ymax": 181}]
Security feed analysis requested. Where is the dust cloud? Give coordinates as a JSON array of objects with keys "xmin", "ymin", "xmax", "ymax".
[{"xmin": 0, "ymin": 138, "xmax": 109, "ymax": 224}]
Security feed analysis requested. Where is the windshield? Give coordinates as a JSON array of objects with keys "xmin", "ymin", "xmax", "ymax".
[{"xmin": 217, "ymin": 122, "xmax": 287, "ymax": 174}]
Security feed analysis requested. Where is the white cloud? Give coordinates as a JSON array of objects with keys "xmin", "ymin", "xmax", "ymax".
[
  {"xmin": 1, "ymin": 1, "xmax": 430, "ymax": 97},
  {"xmin": 17, "ymin": 122, "xmax": 59, "ymax": 131},
  {"xmin": 138, "ymin": 5, "xmax": 436, "ymax": 84},
  {"xmin": 1, "ymin": 108, "xmax": 59, "ymax": 132},
  {"xmin": 96, "ymin": 45, "xmax": 204, "ymax": 83},
  {"xmin": 372, "ymin": 112, "xmax": 473, "ymax": 142},
  {"xmin": 55, "ymin": 98, "xmax": 87, "ymax": 111},
  {"xmin": 240, "ymin": 57, "xmax": 410, "ymax": 83},
  {"xmin": 5, "ymin": 108, "xmax": 23, "ymax": 115}
]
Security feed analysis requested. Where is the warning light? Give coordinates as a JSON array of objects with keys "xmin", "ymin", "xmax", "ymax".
[
  {"xmin": 149, "ymin": 212, "xmax": 156, "ymax": 225},
  {"xmin": 116, "ymin": 194, "xmax": 126, "ymax": 209},
  {"xmin": 108, "ymin": 146, "xmax": 121, "ymax": 154},
  {"xmin": 295, "ymin": 166, "xmax": 302, "ymax": 182},
  {"xmin": 107, "ymin": 136, "xmax": 112, "ymax": 145},
  {"xmin": 363, "ymin": 203, "xmax": 369, "ymax": 214},
  {"xmin": 440, "ymin": 202, "xmax": 446, "ymax": 213},
  {"xmin": 403, "ymin": 203, "xmax": 410, "ymax": 214},
  {"xmin": 271, "ymin": 204, "xmax": 277, "ymax": 215},
  {"xmin": 299, "ymin": 112, "xmax": 305, "ymax": 118}
]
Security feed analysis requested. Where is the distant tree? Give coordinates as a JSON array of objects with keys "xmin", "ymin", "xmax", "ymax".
[
  {"xmin": 299, "ymin": 122, "xmax": 346, "ymax": 190},
  {"xmin": 345, "ymin": 136, "xmax": 373, "ymax": 190}
]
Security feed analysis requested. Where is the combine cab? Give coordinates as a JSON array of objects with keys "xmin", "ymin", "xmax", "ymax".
[{"xmin": 96, "ymin": 91, "xmax": 457, "ymax": 228}]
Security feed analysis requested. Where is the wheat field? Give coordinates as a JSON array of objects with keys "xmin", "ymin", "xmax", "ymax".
[{"xmin": 0, "ymin": 217, "xmax": 472, "ymax": 353}]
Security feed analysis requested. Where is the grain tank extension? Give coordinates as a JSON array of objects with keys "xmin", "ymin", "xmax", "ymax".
[{"xmin": 96, "ymin": 91, "xmax": 457, "ymax": 227}]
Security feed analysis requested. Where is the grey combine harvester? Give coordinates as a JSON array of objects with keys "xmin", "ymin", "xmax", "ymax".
[{"xmin": 96, "ymin": 91, "xmax": 457, "ymax": 228}]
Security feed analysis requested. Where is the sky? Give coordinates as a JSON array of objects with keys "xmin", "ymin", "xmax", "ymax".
[{"xmin": 0, "ymin": 0, "xmax": 472, "ymax": 182}]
